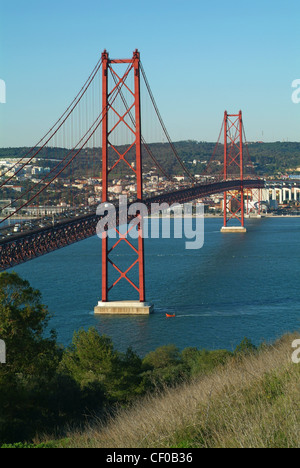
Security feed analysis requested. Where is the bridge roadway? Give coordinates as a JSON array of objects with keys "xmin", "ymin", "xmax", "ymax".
[{"xmin": 0, "ymin": 179, "xmax": 264, "ymax": 271}]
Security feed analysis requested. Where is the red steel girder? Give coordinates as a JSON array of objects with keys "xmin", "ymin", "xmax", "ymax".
[
  {"xmin": 246, "ymin": 188, "xmax": 262, "ymax": 215},
  {"xmin": 223, "ymin": 111, "xmax": 245, "ymax": 228},
  {"xmin": 101, "ymin": 49, "xmax": 145, "ymax": 303}
]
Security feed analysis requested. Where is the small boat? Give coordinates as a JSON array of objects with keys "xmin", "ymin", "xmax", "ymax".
[{"xmin": 166, "ymin": 313, "xmax": 176, "ymax": 318}]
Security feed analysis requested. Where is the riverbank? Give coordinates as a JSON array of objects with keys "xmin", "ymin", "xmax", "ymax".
[{"xmin": 146, "ymin": 213, "xmax": 300, "ymax": 218}]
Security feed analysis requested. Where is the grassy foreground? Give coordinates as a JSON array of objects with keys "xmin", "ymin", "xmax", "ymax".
[{"xmin": 36, "ymin": 332, "xmax": 299, "ymax": 449}]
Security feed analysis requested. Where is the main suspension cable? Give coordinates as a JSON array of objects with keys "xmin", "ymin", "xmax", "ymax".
[
  {"xmin": 0, "ymin": 57, "xmax": 103, "ymax": 187},
  {"xmin": 110, "ymin": 69, "xmax": 173, "ymax": 182},
  {"xmin": 140, "ymin": 63, "xmax": 196, "ymax": 183}
]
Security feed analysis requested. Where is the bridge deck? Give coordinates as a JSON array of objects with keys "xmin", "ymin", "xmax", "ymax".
[{"xmin": 0, "ymin": 179, "xmax": 264, "ymax": 271}]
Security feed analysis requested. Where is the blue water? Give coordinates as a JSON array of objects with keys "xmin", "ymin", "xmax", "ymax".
[{"xmin": 8, "ymin": 217, "xmax": 300, "ymax": 356}]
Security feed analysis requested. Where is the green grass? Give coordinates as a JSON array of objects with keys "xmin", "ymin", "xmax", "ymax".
[{"xmin": 36, "ymin": 332, "xmax": 300, "ymax": 448}]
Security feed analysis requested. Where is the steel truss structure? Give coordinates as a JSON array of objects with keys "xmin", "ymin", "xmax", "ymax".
[
  {"xmin": 0, "ymin": 179, "xmax": 264, "ymax": 271},
  {"xmin": 101, "ymin": 50, "xmax": 145, "ymax": 302},
  {"xmin": 223, "ymin": 111, "xmax": 245, "ymax": 228}
]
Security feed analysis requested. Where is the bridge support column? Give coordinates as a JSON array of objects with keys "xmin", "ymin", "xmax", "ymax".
[
  {"xmin": 221, "ymin": 110, "xmax": 246, "ymax": 233},
  {"xmin": 294, "ymin": 187, "xmax": 300, "ymax": 202},
  {"xmin": 245, "ymin": 188, "xmax": 262, "ymax": 218},
  {"xmin": 95, "ymin": 49, "xmax": 152, "ymax": 315},
  {"xmin": 95, "ymin": 301, "xmax": 154, "ymax": 315}
]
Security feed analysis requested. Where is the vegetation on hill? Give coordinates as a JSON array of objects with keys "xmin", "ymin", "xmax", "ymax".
[
  {"xmin": 1, "ymin": 141, "xmax": 300, "ymax": 179},
  {"xmin": 0, "ymin": 272, "xmax": 299, "ymax": 448},
  {"xmin": 66, "ymin": 333, "xmax": 298, "ymax": 449}
]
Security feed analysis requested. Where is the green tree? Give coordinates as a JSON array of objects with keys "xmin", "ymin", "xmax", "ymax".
[
  {"xmin": 234, "ymin": 337, "xmax": 257, "ymax": 356},
  {"xmin": 142, "ymin": 344, "xmax": 181, "ymax": 370},
  {"xmin": 0, "ymin": 272, "xmax": 59, "ymax": 377},
  {"xmin": 59, "ymin": 327, "xmax": 145, "ymax": 404},
  {"xmin": 181, "ymin": 347, "xmax": 232, "ymax": 377},
  {"xmin": 0, "ymin": 272, "xmax": 61, "ymax": 443},
  {"xmin": 142, "ymin": 344, "xmax": 187, "ymax": 388}
]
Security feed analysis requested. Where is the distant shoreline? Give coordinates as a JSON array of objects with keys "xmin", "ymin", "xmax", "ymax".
[
  {"xmin": 1, "ymin": 214, "xmax": 299, "ymax": 223},
  {"xmin": 146, "ymin": 213, "xmax": 300, "ymax": 218}
]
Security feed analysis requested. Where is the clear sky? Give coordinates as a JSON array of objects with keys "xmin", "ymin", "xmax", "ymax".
[{"xmin": 0, "ymin": 0, "xmax": 299, "ymax": 147}]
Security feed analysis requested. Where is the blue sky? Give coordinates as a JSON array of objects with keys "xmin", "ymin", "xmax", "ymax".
[{"xmin": 0, "ymin": 0, "xmax": 299, "ymax": 147}]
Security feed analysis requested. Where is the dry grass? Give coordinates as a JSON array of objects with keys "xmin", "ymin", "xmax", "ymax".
[{"xmin": 43, "ymin": 332, "xmax": 300, "ymax": 448}]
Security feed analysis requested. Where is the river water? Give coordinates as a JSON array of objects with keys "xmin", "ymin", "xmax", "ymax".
[{"xmin": 9, "ymin": 217, "xmax": 300, "ymax": 356}]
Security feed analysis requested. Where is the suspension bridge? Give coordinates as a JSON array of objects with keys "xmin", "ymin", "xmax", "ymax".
[{"xmin": 0, "ymin": 49, "xmax": 264, "ymax": 312}]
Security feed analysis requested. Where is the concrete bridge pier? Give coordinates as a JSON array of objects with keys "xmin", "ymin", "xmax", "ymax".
[
  {"xmin": 220, "ymin": 226, "xmax": 247, "ymax": 233},
  {"xmin": 94, "ymin": 301, "xmax": 154, "ymax": 315}
]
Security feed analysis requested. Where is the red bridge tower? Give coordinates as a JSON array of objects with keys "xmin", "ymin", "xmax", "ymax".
[
  {"xmin": 95, "ymin": 49, "xmax": 153, "ymax": 315},
  {"xmin": 221, "ymin": 110, "xmax": 247, "ymax": 233}
]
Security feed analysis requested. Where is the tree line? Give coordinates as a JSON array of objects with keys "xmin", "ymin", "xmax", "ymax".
[{"xmin": 1, "ymin": 141, "xmax": 300, "ymax": 179}]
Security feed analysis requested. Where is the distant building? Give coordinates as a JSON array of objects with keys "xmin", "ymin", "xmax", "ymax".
[
  {"xmin": 12, "ymin": 186, "xmax": 24, "ymax": 192},
  {"xmin": 94, "ymin": 184, "xmax": 102, "ymax": 193},
  {"xmin": 174, "ymin": 176, "xmax": 185, "ymax": 182},
  {"xmin": 25, "ymin": 206, "xmax": 66, "ymax": 216},
  {"xmin": 0, "ymin": 199, "xmax": 11, "ymax": 208},
  {"xmin": 111, "ymin": 184, "xmax": 122, "ymax": 194}
]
